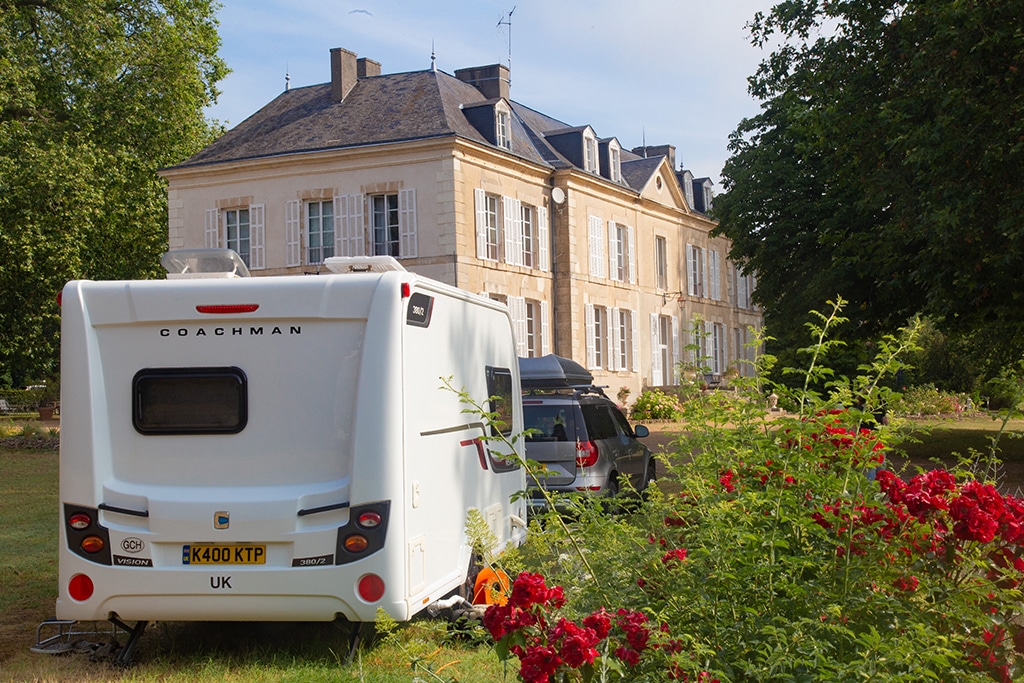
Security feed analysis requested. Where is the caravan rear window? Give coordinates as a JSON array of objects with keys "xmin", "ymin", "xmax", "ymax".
[
  {"xmin": 486, "ymin": 366, "xmax": 514, "ymax": 438},
  {"xmin": 133, "ymin": 367, "xmax": 248, "ymax": 435}
]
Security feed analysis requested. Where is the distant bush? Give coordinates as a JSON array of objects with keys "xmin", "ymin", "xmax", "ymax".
[
  {"xmin": 890, "ymin": 383, "xmax": 968, "ymax": 416},
  {"xmin": 630, "ymin": 389, "xmax": 683, "ymax": 421}
]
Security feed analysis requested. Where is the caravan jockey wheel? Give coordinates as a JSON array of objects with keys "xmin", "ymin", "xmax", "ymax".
[{"xmin": 472, "ymin": 567, "xmax": 510, "ymax": 605}]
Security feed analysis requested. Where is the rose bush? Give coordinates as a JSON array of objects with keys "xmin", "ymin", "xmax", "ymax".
[{"xmin": 494, "ymin": 305, "xmax": 1023, "ymax": 681}]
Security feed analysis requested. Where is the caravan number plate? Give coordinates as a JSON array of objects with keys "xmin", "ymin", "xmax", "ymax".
[{"xmin": 182, "ymin": 544, "xmax": 266, "ymax": 565}]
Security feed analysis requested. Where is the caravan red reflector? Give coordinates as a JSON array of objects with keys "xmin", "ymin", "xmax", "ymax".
[
  {"xmin": 401, "ymin": 283, "xmax": 411, "ymax": 298},
  {"xmin": 195, "ymin": 304, "xmax": 259, "ymax": 314},
  {"xmin": 68, "ymin": 574, "xmax": 94, "ymax": 602},
  {"xmin": 358, "ymin": 574, "xmax": 385, "ymax": 602}
]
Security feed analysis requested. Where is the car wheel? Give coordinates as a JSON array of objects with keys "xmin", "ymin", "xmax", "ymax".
[
  {"xmin": 642, "ymin": 459, "xmax": 656, "ymax": 490},
  {"xmin": 605, "ymin": 472, "xmax": 620, "ymax": 497}
]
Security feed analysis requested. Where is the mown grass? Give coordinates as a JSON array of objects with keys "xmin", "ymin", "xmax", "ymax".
[{"xmin": 0, "ymin": 446, "xmax": 508, "ymax": 683}]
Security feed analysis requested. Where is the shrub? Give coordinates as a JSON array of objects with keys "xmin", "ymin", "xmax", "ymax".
[
  {"xmin": 890, "ymin": 383, "xmax": 968, "ymax": 416},
  {"xmin": 493, "ymin": 302, "xmax": 1023, "ymax": 682},
  {"xmin": 630, "ymin": 389, "xmax": 683, "ymax": 421}
]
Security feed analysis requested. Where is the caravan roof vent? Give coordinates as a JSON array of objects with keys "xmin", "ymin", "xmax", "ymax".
[
  {"xmin": 161, "ymin": 249, "xmax": 251, "ymax": 279},
  {"xmin": 324, "ymin": 256, "xmax": 407, "ymax": 274}
]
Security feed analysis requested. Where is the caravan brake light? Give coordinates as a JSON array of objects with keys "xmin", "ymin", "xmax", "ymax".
[
  {"xmin": 401, "ymin": 282, "xmax": 411, "ymax": 298},
  {"xmin": 357, "ymin": 511, "xmax": 382, "ymax": 528},
  {"xmin": 68, "ymin": 512, "xmax": 92, "ymax": 530},
  {"xmin": 195, "ymin": 304, "xmax": 260, "ymax": 314}
]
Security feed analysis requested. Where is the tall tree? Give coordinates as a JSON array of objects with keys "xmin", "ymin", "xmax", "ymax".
[
  {"xmin": 714, "ymin": 0, "xmax": 1024, "ymax": 378},
  {"xmin": 0, "ymin": 0, "xmax": 227, "ymax": 387}
]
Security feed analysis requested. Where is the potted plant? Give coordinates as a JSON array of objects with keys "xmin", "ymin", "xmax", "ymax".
[{"xmin": 36, "ymin": 377, "xmax": 59, "ymax": 420}]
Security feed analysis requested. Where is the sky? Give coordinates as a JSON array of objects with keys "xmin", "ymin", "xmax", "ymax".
[{"xmin": 205, "ymin": 0, "xmax": 778, "ymax": 186}]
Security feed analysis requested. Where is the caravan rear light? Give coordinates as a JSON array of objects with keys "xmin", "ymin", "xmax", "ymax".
[
  {"xmin": 401, "ymin": 283, "xmax": 411, "ymax": 298},
  {"xmin": 358, "ymin": 574, "xmax": 385, "ymax": 602},
  {"xmin": 68, "ymin": 574, "xmax": 94, "ymax": 602},
  {"xmin": 343, "ymin": 535, "xmax": 369, "ymax": 553},
  {"xmin": 80, "ymin": 536, "xmax": 106, "ymax": 554},
  {"xmin": 68, "ymin": 512, "xmax": 92, "ymax": 530},
  {"xmin": 576, "ymin": 440, "xmax": 599, "ymax": 468},
  {"xmin": 195, "ymin": 304, "xmax": 260, "ymax": 314},
  {"xmin": 357, "ymin": 511, "xmax": 382, "ymax": 528}
]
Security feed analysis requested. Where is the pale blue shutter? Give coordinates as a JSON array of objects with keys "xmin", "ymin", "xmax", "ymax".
[
  {"xmin": 285, "ymin": 200, "xmax": 301, "ymax": 266},
  {"xmin": 627, "ymin": 225, "xmax": 636, "ymax": 285},
  {"xmin": 475, "ymin": 188, "xmax": 488, "ymax": 259},
  {"xmin": 585, "ymin": 304, "xmax": 596, "ymax": 369},
  {"xmin": 205, "ymin": 209, "xmax": 219, "ymax": 248},
  {"xmin": 650, "ymin": 314, "xmax": 661, "ymax": 386},
  {"xmin": 540, "ymin": 300, "xmax": 551, "ymax": 355},
  {"xmin": 537, "ymin": 206, "xmax": 550, "ymax": 271},
  {"xmin": 249, "ymin": 204, "xmax": 265, "ymax": 270}
]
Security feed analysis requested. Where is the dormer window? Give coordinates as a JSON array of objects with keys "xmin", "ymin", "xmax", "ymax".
[
  {"xmin": 495, "ymin": 103, "xmax": 512, "ymax": 150},
  {"xmin": 609, "ymin": 141, "xmax": 621, "ymax": 183},
  {"xmin": 583, "ymin": 129, "xmax": 598, "ymax": 173}
]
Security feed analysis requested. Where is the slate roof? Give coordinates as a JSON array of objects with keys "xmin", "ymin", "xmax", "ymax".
[{"xmin": 171, "ymin": 66, "xmax": 667, "ymax": 196}]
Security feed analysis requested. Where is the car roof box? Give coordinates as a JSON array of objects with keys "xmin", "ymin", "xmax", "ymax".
[{"xmin": 518, "ymin": 354, "xmax": 593, "ymax": 390}]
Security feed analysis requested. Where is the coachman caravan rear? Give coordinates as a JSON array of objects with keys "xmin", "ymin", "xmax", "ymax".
[{"xmin": 55, "ymin": 251, "xmax": 526, "ymax": 638}]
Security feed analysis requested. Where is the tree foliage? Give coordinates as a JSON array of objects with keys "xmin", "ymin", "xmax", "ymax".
[
  {"xmin": 0, "ymin": 0, "xmax": 227, "ymax": 386},
  {"xmin": 714, "ymin": 0, "xmax": 1024, "ymax": 382}
]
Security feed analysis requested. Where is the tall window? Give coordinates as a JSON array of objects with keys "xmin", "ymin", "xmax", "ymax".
[
  {"xmin": 617, "ymin": 309, "xmax": 632, "ymax": 371},
  {"xmin": 225, "ymin": 208, "xmax": 250, "ymax": 266},
  {"xmin": 482, "ymin": 194, "xmax": 500, "ymax": 261},
  {"xmin": 655, "ymin": 236, "xmax": 668, "ymax": 290},
  {"xmin": 610, "ymin": 223, "xmax": 631, "ymax": 281},
  {"xmin": 609, "ymin": 145, "xmax": 621, "ymax": 182},
  {"xmin": 307, "ymin": 200, "xmax": 334, "ymax": 264},
  {"xmin": 521, "ymin": 205, "xmax": 535, "ymax": 268},
  {"xmin": 593, "ymin": 306, "xmax": 606, "ymax": 369},
  {"xmin": 372, "ymin": 193, "xmax": 399, "ymax": 257},
  {"xmin": 686, "ymin": 244, "xmax": 706, "ymax": 297},
  {"xmin": 525, "ymin": 300, "xmax": 539, "ymax": 358}
]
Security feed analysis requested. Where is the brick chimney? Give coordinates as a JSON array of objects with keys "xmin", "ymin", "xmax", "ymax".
[
  {"xmin": 632, "ymin": 144, "xmax": 676, "ymax": 171},
  {"xmin": 454, "ymin": 64, "xmax": 510, "ymax": 100},
  {"xmin": 330, "ymin": 47, "xmax": 358, "ymax": 102},
  {"xmin": 357, "ymin": 57, "xmax": 381, "ymax": 78}
]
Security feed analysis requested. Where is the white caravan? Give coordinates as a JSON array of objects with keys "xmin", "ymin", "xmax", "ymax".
[{"xmin": 55, "ymin": 250, "xmax": 526, "ymax": 638}]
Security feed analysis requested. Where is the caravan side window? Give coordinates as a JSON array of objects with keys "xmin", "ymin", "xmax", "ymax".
[
  {"xmin": 486, "ymin": 366, "xmax": 514, "ymax": 438},
  {"xmin": 133, "ymin": 367, "xmax": 248, "ymax": 435}
]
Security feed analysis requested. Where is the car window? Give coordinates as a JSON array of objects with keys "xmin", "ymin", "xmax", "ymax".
[
  {"xmin": 523, "ymin": 405, "xmax": 575, "ymax": 442},
  {"xmin": 580, "ymin": 403, "xmax": 617, "ymax": 440},
  {"xmin": 609, "ymin": 405, "xmax": 633, "ymax": 437}
]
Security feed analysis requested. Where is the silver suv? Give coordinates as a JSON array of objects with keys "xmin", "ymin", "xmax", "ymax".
[{"xmin": 518, "ymin": 355, "xmax": 653, "ymax": 510}]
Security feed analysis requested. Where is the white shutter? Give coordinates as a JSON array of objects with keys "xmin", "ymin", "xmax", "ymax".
[
  {"xmin": 540, "ymin": 300, "xmax": 551, "ymax": 355},
  {"xmin": 686, "ymin": 244, "xmax": 696, "ymax": 296},
  {"xmin": 537, "ymin": 206, "xmax": 550, "ymax": 271},
  {"xmin": 631, "ymin": 309, "xmax": 639, "ymax": 372},
  {"xmin": 204, "ymin": 209, "xmax": 219, "ymax": 248},
  {"xmin": 588, "ymin": 215, "xmax": 605, "ymax": 278},
  {"xmin": 503, "ymin": 196, "xmax": 516, "ymax": 265},
  {"xmin": 399, "ymin": 188, "xmax": 417, "ymax": 258},
  {"xmin": 650, "ymin": 314, "xmax": 662, "ymax": 386},
  {"xmin": 285, "ymin": 200, "xmax": 301, "ymax": 266},
  {"xmin": 610, "ymin": 307, "xmax": 621, "ymax": 371},
  {"xmin": 710, "ymin": 250, "xmax": 721, "ymax": 301},
  {"xmin": 585, "ymin": 304, "xmax": 596, "ymax": 369},
  {"xmin": 702, "ymin": 247, "xmax": 709, "ymax": 299},
  {"xmin": 672, "ymin": 316, "xmax": 680, "ymax": 384},
  {"xmin": 608, "ymin": 221, "xmax": 618, "ymax": 281},
  {"xmin": 337, "ymin": 195, "xmax": 359, "ymax": 258},
  {"xmin": 475, "ymin": 188, "xmax": 488, "ymax": 259},
  {"xmin": 249, "ymin": 204, "xmax": 265, "ymax": 270},
  {"xmin": 509, "ymin": 295, "xmax": 527, "ymax": 357},
  {"xmin": 605, "ymin": 307, "xmax": 614, "ymax": 372},
  {"xmin": 627, "ymin": 225, "xmax": 636, "ymax": 285}
]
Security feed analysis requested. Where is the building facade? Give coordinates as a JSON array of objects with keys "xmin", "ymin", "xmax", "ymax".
[{"xmin": 160, "ymin": 47, "xmax": 761, "ymax": 402}]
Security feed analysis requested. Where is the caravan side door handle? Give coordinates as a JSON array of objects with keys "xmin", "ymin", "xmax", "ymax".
[{"xmin": 460, "ymin": 437, "xmax": 488, "ymax": 470}]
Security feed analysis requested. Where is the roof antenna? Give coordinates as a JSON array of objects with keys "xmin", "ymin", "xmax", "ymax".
[
  {"xmin": 285, "ymin": 61, "xmax": 290, "ymax": 91},
  {"xmin": 497, "ymin": 6, "xmax": 515, "ymax": 87},
  {"xmin": 642, "ymin": 127, "xmax": 647, "ymax": 156},
  {"xmin": 430, "ymin": 40, "xmax": 436, "ymax": 71}
]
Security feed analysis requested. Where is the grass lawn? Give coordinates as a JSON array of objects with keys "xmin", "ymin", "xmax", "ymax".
[{"xmin": 0, "ymin": 446, "xmax": 508, "ymax": 683}]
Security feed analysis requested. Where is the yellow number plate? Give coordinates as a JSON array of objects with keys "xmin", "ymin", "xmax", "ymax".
[{"xmin": 182, "ymin": 544, "xmax": 266, "ymax": 565}]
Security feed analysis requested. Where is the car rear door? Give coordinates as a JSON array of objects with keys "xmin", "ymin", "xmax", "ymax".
[{"xmin": 522, "ymin": 399, "xmax": 579, "ymax": 486}]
